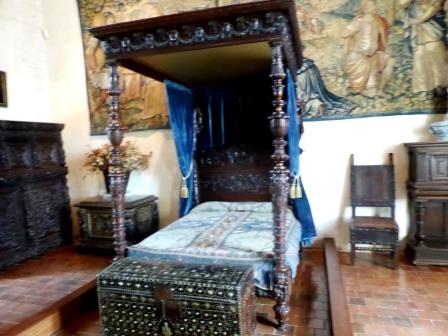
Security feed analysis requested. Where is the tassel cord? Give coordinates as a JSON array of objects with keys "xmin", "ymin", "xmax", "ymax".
[
  {"xmin": 290, "ymin": 175, "xmax": 302, "ymax": 199},
  {"xmin": 180, "ymin": 161, "xmax": 194, "ymax": 199}
]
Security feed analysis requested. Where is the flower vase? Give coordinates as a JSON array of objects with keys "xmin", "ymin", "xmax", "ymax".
[{"xmin": 102, "ymin": 170, "xmax": 130, "ymax": 195}]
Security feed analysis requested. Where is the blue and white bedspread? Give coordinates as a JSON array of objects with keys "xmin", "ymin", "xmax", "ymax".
[{"xmin": 128, "ymin": 201, "xmax": 302, "ymax": 290}]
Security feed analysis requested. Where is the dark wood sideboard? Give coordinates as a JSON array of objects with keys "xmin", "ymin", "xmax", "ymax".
[
  {"xmin": 0, "ymin": 120, "xmax": 72, "ymax": 270},
  {"xmin": 406, "ymin": 142, "xmax": 448, "ymax": 265}
]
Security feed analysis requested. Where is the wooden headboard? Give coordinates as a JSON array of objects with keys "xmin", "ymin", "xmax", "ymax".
[{"xmin": 196, "ymin": 147, "xmax": 271, "ymax": 202}]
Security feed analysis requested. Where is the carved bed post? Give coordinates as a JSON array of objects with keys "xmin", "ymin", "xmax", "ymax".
[
  {"xmin": 269, "ymin": 41, "xmax": 291, "ymax": 331},
  {"xmin": 107, "ymin": 60, "xmax": 127, "ymax": 261}
]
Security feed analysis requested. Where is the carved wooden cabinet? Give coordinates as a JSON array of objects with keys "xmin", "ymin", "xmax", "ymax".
[
  {"xmin": 75, "ymin": 195, "xmax": 159, "ymax": 254},
  {"xmin": 406, "ymin": 142, "xmax": 448, "ymax": 265},
  {"xmin": 0, "ymin": 120, "xmax": 72, "ymax": 270}
]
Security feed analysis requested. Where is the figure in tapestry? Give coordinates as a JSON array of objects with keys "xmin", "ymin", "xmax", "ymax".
[
  {"xmin": 342, "ymin": 0, "xmax": 395, "ymax": 98},
  {"xmin": 79, "ymin": 0, "xmax": 448, "ymax": 123},
  {"xmin": 294, "ymin": 0, "xmax": 447, "ymax": 120},
  {"xmin": 297, "ymin": 59, "xmax": 358, "ymax": 117},
  {"xmin": 399, "ymin": 0, "xmax": 448, "ymax": 93}
]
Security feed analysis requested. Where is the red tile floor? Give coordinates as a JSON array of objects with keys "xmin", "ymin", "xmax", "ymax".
[
  {"xmin": 341, "ymin": 253, "xmax": 448, "ymax": 336},
  {"xmin": 3, "ymin": 247, "xmax": 448, "ymax": 336},
  {"xmin": 0, "ymin": 247, "xmax": 110, "ymax": 335},
  {"xmin": 58, "ymin": 250, "xmax": 330, "ymax": 336}
]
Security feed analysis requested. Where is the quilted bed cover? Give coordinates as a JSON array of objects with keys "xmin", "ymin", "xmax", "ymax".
[{"xmin": 128, "ymin": 201, "xmax": 302, "ymax": 290}]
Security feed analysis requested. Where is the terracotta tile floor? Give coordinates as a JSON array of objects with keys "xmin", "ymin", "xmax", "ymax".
[
  {"xmin": 0, "ymin": 247, "xmax": 110, "ymax": 335},
  {"xmin": 58, "ymin": 250, "xmax": 330, "ymax": 336},
  {"xmin": 4, "ymin": 246, "xmax": 448, "ymax": 336},
  {"xmin": 341, "ymin": 253, "xmax": 448, "ymax": 336}
]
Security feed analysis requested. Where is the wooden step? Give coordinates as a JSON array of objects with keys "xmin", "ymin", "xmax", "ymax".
[
  {"xmin": 0, "ymin": 247, "xmax": 110, "ymax": 336},
  {"xmin": 324, "ymin": 238, "xmax": 353, "ymax": 336}
]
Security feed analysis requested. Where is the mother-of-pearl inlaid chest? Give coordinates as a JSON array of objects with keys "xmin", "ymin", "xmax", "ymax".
[{"xmin": 97, "ymin": 258, "xmax": 257, "ymax": 336}]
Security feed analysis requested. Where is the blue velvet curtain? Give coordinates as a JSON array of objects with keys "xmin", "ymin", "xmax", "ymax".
[
  {"xmin": 165, "ymin": 74, "xmax": 316, "ymax": 244},
  {"xmin": 165, "ymin": 80, "xmax": 195, "ymax": 216},
  {"xmin": 198, "ymin": 90, "xmax": 227, "ymax": 151},
  {"xmin": 195, "ymin": 87, "xmax": 271, "ymax": 152},
  {"xmin": 287, "ymin": 70, "xmax": 317, "ymax": 246}
]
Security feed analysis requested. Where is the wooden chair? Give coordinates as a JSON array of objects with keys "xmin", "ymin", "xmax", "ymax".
[{"xmin": 349, "ymin": 153, "xmax": 399, "ymax": 269}]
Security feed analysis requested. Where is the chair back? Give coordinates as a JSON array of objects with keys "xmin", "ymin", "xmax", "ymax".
[{"xmin": 350, "ymin": 153, "xmax": 395, "ymax": 218}]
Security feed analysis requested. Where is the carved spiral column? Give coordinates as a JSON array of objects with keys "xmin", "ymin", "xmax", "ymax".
[
  {"xmin": 107, "ymin": 61, "xmax": 127, "ymax": 260},
  {"xmin": 269, "ymin": 41, "xmax": 291, "ymax": 331}
]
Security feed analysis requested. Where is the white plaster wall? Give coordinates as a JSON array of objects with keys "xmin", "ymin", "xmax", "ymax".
[
  {"xmin": 0, "ymin": 0, "xmax": 51, "ymax": 121},
  {"xmin": 2, "ymin": 0, "xmax": 444, "ymax": 250},
  {"xmin": 0, "ymin": 0, "xmax": 179, "ymax": 239},
  {"xmin": 42, "ymin": 0, "xmax": 180, "ymax": 234},
  {"xmin": 301, "ymin": 114, "xmax": 443, "ymax": 250}
]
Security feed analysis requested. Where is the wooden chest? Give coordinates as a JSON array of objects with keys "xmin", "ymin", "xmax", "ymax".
[
  {"xmin": 97, "ymin": 258, "xmax": 256, "ymax": 336},
  {"xmin": 75, "ymin": 195, "xmax": 159, "ymax": 254}
]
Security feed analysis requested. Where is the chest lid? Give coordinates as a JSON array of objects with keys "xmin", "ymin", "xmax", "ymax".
[{"xmin": 98, "ymin": 258, "xmax": 253, "ymax": 301}]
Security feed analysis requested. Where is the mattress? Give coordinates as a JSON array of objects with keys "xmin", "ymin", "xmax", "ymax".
[{"xmin": 128, "ymin": 201, "xmax": 302, "ymax": 290}]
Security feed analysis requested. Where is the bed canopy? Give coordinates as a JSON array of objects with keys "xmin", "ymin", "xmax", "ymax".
[{"xmin": 90, "ymin": 0, "xmax": 315, "ymax": 330}]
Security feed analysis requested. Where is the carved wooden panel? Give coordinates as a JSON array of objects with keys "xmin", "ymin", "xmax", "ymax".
[
  {"xmin": 22, "ymin": 178, "xmax": 70, "ymax": 254},
  {"xmin": 0, "ymin": 186, "xmax": 28, "ymax": 260},
  {"xmin": 414, "ymin": 153, "xmax": 427, "ymax": 182},
  {"xmin": 197, "ymin": 148, "xmax": 271, "ymax": 202},
  {"xmin": 407, "ymin": 143, "xmax": 448, "ymax": 187},
  {"xmin": 5, "ymin": 140, "xmax": 33, "ymax": 170},
  {"xmin": 419, "ymin": 200, "xmax": 448, "ymax": 237},
  {"xmin": 85, "ymin": 210, "xmax": 133, "ymax": 239},
  {"xmin": 430, "ymin": 154, "xmax": 448, "ymax": 181},
  {"xmin": 35, "ymin": 141, "xmax": 61, "ymax": 168},
  {"xmin": 0, "ymin": 120, "xmax": 71, "ymax": 270},
  {"xmin": 75, "ymin": 195, "xmax": 159, "ymax": 252},
  {"xmin": 102, "ymin": 12, "xmax": 283, "ymax": 54},
  {"xmin": 406, "ymin": 142, "xmax": 448, "ymax": 266},
  {"xmin": 88, "ymin": 210, "xmax": 116, "ymax": 239}
]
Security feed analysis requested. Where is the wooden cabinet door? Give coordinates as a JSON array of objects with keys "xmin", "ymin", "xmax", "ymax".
[
  {"xmin": 421, "ymin": 200, "xmax": 448, "ymax": 239},
  {"xmin": 22, "ymin": 177, "xmax": 71, "ymax": 255},
  {"xmin": 0, "ymin": 185, "xmax": 30, "ymax": 269}
]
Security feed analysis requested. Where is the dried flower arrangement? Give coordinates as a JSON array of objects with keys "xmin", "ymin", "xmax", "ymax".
[{"xmin": 84, "ymin": 141, "xmax": 151, "ymax": 173}]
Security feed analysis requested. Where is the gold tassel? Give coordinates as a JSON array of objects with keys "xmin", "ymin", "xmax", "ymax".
[
  {"xmin": 180, "ymin": 179, "xmax": 189, "ymax": 198},
  {"xmin": 295, "ymin": 182, "xmax": 302, "ymax": 198},
  {"xmin": 290, "ymin": 182, "xmax": 297, "ymax": 199},
  {"xmin": 290, "ymin": 177, "xmax": 303, "ymax": 199}
]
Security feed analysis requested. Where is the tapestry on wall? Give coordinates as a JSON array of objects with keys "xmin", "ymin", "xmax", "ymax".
[
  {"xmin": 79, "ymin": 0, "xmax": 448, "ymax": 130},
  {"xmin": 296, "ymin": 0, "xmax": 447, "ymax": 121},
  {"xmin": 78, "ymin": 0, "xmax": 257, "ymax": 134}
]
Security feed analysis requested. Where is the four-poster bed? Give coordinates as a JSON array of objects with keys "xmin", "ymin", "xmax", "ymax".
[{"xmin": 89, "ymin": 0, "xmax": 316, "ymax": 331}]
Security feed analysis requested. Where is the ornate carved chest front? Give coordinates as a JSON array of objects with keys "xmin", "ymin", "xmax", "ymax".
[
  {"xmin": 97, "ymin": 258, "xmax": 257, "ymax": 336},
  {"xmin": 75, "ymin": 195, "xmax": 159, "ymax": 253}
]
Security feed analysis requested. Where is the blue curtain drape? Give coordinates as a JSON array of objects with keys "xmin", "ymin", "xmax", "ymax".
[
  {"xmin": 165, "ymin": 80, "xmax": 195, "ymax": 216},
  {"xmin": 287, "ymin": 70, "xmax": 317, "ymax": 246},
  {"xmin": 195, "ymin": 85, "xmax": 272, "ymax": 152},
  {"xmin": 203, "ymin": 91, "xmax": 226, "ymax": 150}
]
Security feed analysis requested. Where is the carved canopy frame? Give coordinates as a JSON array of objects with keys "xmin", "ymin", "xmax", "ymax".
[{"xmin": 90, "ymin": 0, "xmax": 302, "ymax": 330}]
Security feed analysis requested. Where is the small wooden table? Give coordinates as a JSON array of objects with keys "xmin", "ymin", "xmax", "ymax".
[{"xmin": 75, "ymin": 195, "xmax": 158, "ymax": 254}]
